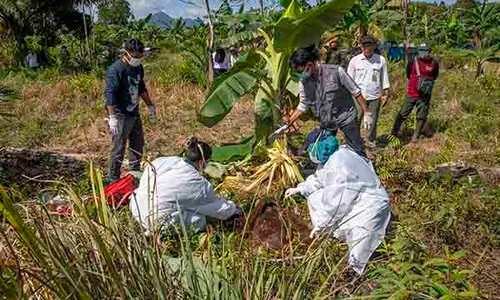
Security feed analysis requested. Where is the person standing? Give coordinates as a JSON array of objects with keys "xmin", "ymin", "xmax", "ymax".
[
  {"xmin": 26, "ymin": 50, "xmax": 40, "ymax": 70},
  {"xmin": 105, "ymin": 38, "xmax": 156, "ymax": 182},
  {"xmin": 229, "ymin": 47, "xmax": 239, "ymax": 68},
  {"xmin": 212, "ymin": 47, "xmax": 230, "ymax": 78},
  {"xmin": 391, "ymin": 44, "xmax": 439, "ymax": 140},
  {"xmin": 282, "ymin": 46, "xmax": 371, "ymax": 157},
  {"xmin": 325, "ymin": 37, "xmax": 346, "ymax": 68},
  {"xmin": 347, "ymin": 35, "xmax": 390, "ymax": 148}
]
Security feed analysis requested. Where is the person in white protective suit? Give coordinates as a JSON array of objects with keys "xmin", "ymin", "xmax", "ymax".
[
  {"xmin": 129, "ymin": 138, "xmax": 241, "ymax": 233},
  {"xmin": 285, "ymin": 129, "xmax": 391, "ymax": 275}
]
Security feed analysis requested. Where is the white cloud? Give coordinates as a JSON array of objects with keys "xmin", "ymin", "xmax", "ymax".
[{"xmin": 126, "ymin": 0, "xmax": 262, "ymax": 19}]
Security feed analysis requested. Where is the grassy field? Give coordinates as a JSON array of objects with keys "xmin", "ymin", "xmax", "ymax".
[{"xmin": 1, "ymin": 51, "xmax": 500, "ymax": 298}]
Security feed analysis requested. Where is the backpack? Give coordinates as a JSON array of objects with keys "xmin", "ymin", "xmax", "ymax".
[
  {"xmin": 414, "ymin": 57, "xmax": 435, "ymax": 96},
  {"xmin": 104, "ymin": 174, "xmax": 135, "ymax": 208}
]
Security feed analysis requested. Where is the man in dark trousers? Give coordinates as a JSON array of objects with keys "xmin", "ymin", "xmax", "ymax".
[
  {"xmin": 105, "ymin": 38, "xmax": 156, "ymax": 182},
  {"xmin": 391, "ymin": 44, "xmax": 439, "ymax": 141}
]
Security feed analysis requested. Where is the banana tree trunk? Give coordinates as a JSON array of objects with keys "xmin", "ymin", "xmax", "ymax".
[
  {"xmin": 203, "ymin": 0, "xmax": 214, "ymax": 84},
  {"xmin": 360, "ymin": 24, "xmax": 368, "ymax": 37},
  {"xmin": 82, "ymin": 4, "xmax": 91, "ymax": 64},
  {"xmin": 476, "ymin": 60, "xmax": 483, "ymax": 78},
  {"xmin": 473, "ymin": 33, "xmax": 481, "ymax": 49}
]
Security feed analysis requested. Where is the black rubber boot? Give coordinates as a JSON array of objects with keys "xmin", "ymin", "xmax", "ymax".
[
  {"xmin": 391, "ymin": 115, "xmax": 404, "ymax": 137},
  {"xmin": 412, "ymin": 120, "xmax": 426, "ymax": 140}
]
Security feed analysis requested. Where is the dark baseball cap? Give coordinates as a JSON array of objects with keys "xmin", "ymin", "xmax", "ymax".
[
  {"xmin": 418, "ymin": 43, "xmax": 430, "ymax": 51},
  {"xmin": 360, "ymin": 35, "xmax": 377, "ymax": 45}
]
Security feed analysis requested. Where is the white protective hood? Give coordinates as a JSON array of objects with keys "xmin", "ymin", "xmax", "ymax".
[
  {"xmin": 296, "ymin": 146, "xmax": 391, "ymax": 274},
  {"xmin": 130, "ymin": 157, "xmax": 238, "ymax": 232}
]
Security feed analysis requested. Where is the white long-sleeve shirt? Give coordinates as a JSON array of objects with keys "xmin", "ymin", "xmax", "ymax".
[{"xmin": 347, "ymin": 53, "xmax": 390, "ymax": 101}]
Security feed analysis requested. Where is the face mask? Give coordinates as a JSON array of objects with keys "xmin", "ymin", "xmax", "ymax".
[
  {"xmin": 418, "ymin": 50, "xmax": 429, "ymax": 58},
  {"xmin": 129, "ymin": 57, "xmax": 142, "ymax": 67},
  {"xmin": 299, "ymin": 71, "xmax": 311, "ymax": 80}
]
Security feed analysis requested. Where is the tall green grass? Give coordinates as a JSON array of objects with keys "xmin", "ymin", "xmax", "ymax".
[
  {"xmin": 0, "ymin": 166, "xmax": 356, "ymax": 299},
  {"xmin": 1, "ymin": 164, "xmax": 486, "ymax": 299}
]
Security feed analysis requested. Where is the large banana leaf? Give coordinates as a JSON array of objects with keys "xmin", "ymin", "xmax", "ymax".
[
  {"xmin": 273, "ymin": 0, "xmax": 356, "ymax": 52},
  {"xmin": 282, "ymin": 0, "xmax": 303, "ymax": 18},
  {"xmin": 199, "ymin": 50, "xmax": 261, "ymax": 127},
  {"xmin": 211, "ymin": 135, "xmax": 256, "ymax": 162}
]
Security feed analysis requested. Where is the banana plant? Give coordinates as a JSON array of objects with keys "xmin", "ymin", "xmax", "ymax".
[
  {"xmin": 345, "ymin": 0, "xmax": 403, "ymax": 44},
  {"xmin": 199, "ymin": 0, "xmax": 355, "ymax": 162},
  {"xmin": 449, "ymin": 44, "xmax": 500, "ymax": 78}
]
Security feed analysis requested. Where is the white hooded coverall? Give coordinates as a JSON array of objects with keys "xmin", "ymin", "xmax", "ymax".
[
  {"xmin": 129, "ymin": 157, "xmax": 239, "ymax": 232},
  {"xmin": 296, "ymin": 146, "xmax": 391, "ymax": 274}
]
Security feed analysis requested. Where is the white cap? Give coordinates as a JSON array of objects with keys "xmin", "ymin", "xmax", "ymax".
[{"xmin": 419, "ymin": 43, "xmax": 427, "ymax": 47}]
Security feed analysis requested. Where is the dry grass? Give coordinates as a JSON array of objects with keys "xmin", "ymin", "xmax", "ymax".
[{"xmin": 1, "ymin": 76, "xmax": 254, "ymax": 162}]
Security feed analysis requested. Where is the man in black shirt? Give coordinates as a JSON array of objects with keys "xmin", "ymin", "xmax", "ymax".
[{"xmin": 105, "ymin": 38, "xmax": 156, "ymax": 182}]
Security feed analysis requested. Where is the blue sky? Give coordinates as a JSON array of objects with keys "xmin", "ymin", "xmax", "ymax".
[
  {"xmin": 129, "ymin": 0, "xmax": 263, "ymax": 19},
  {"xmin": 128, "ymin": 0, "xmax": 461, "ymax": 19}
]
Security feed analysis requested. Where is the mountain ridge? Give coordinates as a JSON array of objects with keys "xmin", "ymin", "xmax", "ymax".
[{"xmin": 149, "ymin": 11, "xmax": 202, "ymax": 29}]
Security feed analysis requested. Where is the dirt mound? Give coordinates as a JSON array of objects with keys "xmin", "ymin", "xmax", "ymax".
[{"xmin": 246, "ymin": 201, "xmax": 311, "ymax": 251}]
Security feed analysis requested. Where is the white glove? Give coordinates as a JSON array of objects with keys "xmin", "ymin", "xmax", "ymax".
[
  {"xmin": 273, "ymin": 124, "xmax": 289, "ymax": 136},
  {"xmin": 107, "ymin": 115, "xmax": 119, "ymax": 136},
  {"xmin": 148, "ymin": 105, "xmax": 156, "ymax": 123},
  {"xmin": 284, "ymin": 187, "xmax": 301, "ymax": 198},
  {"xmin": 363, "ymin": 112, "xmax": 374, "ymax": 131}
]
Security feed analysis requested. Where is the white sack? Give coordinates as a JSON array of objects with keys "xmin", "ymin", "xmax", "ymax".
[
  {"xmin": 130, "ymin": 157, "xmax": 238, "ymax": 232},
  {"xmin": 297, "ymin": 146, "xmax": 391, "ymax": 274}
]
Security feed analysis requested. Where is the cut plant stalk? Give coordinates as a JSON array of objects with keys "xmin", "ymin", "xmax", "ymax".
[{"xmin": 246, "ymin": 137, "xmax": 303, "ymax": 193}]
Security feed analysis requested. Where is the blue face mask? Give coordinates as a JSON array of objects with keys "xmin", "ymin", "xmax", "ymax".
[
  {"xmin": 299, "ymin": 71, "xmax": 311, "ymax": 80},
  {"xmin": 418, "ymin": 50, "xmax": 429, "ymax": 58}
]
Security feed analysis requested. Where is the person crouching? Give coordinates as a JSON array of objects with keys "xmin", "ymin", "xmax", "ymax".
[
  {"xmin": 129, "ymin": 138, "xmax": 241, "ymax": 234},
  {"xmin": 285, "ymin": 129, "xmax": 391, "ymax": 275}
]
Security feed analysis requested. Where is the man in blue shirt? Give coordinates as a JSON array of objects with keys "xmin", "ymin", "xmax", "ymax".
[{"xmin": 105, "ymin": 38, "xmax": 156, "ymax": 182}]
